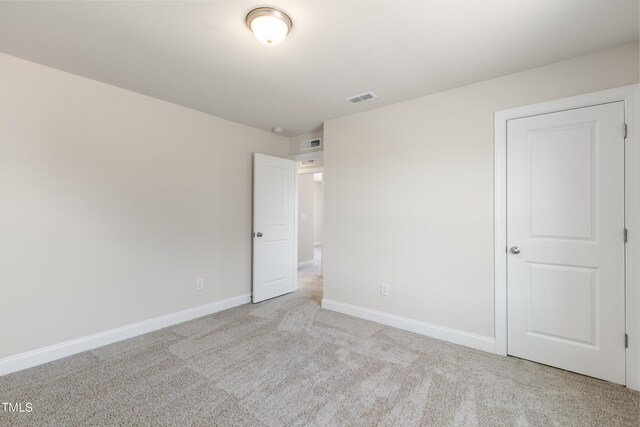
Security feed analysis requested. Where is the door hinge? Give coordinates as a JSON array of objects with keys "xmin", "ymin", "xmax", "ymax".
[
  {"xmin": 623, "ymin": 123, "xmax": 627, "ymax": 139},
  {"xmin": 625, "ymin": 333, "xmax": 628, "ymax": 348},
  {"xmin": 624, "ymin": 228, "xmax": 628, "ymax": 243}
]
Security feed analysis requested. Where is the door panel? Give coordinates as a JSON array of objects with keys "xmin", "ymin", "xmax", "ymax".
[
  {"xmin": 528, "ymin": 263, "xmax": 596, "ymax": 345},
  {"xmin": 253, "ymin": 153, "xmax": 297, "ymax": 303},
  {"xmin": 529, "ymin": 124, "xmax": 594, "ymax": 239},
  {"xmin": 507, "ymin": 102, "xmax": 625, "ymax": 384}
]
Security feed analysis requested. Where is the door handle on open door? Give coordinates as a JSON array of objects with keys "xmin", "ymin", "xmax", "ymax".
[
  {"xmin": 510, "ymin": 246, "xmax": 520, "ymax": 254},
  {"xmin": 256, "ymin": 232, "xmax": 263, "ymax": 237}
]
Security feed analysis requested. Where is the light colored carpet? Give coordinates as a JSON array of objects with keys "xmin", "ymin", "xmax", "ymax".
[{"xmin": 1, "ymin": 261, "xmax": 639, "ymax": 426}]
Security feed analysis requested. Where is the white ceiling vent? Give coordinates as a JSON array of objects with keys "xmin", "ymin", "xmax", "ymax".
[
  {"xmin": 346, "ymin": 92, "xmax": 377, "ymax": 104},
  {"xmin": 301, "ymin": 138, "xmax": 322, "ymax": 151}
]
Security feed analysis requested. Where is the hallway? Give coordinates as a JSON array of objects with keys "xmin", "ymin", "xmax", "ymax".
[{"xmin": 298, "ymin": 246, "xmax": 322, "ymax": 303}]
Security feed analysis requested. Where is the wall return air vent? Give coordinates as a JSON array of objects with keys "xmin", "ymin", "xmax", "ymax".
[
  {"xmin": 346, "ymin": 92, "xmax": 378, "ymax": 104},
  {"xmin": 301, "ymin": 138, "xmax": 322, "ymax": 151}
]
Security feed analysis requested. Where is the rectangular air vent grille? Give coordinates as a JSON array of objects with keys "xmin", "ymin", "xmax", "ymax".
[
  {"xmin": 346, "ymin": 92, "xmax": 377, "ymax": 104},
  {"xmin": 301, "ymin": 138, "xmax": 322, "ymax": 151}
]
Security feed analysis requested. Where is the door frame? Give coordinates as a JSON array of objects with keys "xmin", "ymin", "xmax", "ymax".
[
  {"xmin": 297, "ymin": 168, "xmax": 324, "ymax": 272},
  {"xmin": 494, "ymin": 84, "xmax": 640, "ymax": 390},
  {"xmin": 290, "ymin": 151, "xmax": 324, "ymax": 273}
]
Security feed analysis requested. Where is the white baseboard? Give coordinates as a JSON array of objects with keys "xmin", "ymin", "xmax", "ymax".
[
  {"xmin": 0, "ymin": 293, "xmax": 251, "ymax": 377},
  {"xmin": 314, "ymin": 241, "xmax": 322, "ymax": 247},
  {"xmin": 321, "ymin": 298, "xmax": 496, "ymax": 354},
  {"xmin": 298, "ymin": 260, "xmax": 314, "ymax": 268}
]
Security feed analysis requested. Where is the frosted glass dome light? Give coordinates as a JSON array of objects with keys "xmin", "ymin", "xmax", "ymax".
[{"xmin": 246, "ymin": 7, "xmax": 293, "ymax": 46}]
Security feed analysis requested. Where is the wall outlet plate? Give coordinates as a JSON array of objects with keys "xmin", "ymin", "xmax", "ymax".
[
  {"xmin": 196, "ymin": 278, "xmax": 204, "ymax": 290},
  {"xmin": 381, "ymin": 282, "xmax": 389, "ymax": 296}
]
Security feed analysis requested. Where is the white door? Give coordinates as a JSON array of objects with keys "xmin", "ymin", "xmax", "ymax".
[
  {"xmin": 507, "ymin": 102, "xmax": 626, "ymax": 384},
  {"xmin": 253, "ymin": 153, "xmax": 297, "ymax": 303}
]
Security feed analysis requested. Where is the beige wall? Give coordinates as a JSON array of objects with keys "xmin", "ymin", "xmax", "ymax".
[
  {"xmin": 323, "ymin": 42, "xmax": 639, "ymax": 339},
  {"xmin": 297, "ymin": 173, "xmax": 315, "ymax": 264},
  {"xmin": 0, "ymin": 53, "xmax": 289, "ymax": 358}
]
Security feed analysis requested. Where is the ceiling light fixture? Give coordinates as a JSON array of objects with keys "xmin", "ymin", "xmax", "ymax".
[{"xmin": 246, "ymin": 7, "xmax": 293, "ymax": 46}]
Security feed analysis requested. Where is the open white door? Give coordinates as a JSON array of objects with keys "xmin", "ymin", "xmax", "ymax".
[
  {"xmin": 507, "ymin": 102, "xmax": 626, "ymax": 384},
  {"xmin": 252, "ymin": 153, "xmax": 297, "ymax": 303}
]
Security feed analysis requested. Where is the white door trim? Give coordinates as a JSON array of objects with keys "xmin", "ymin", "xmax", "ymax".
[{"xmin": 494, "ymin": 84, "xmax": 640, "ymax": 390}]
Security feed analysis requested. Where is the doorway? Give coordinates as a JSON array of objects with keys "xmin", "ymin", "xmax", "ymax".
[
  {"xmin": 297, "ymin": 163, "xmax": 323, "ymax": 301},
  {"xmin": 494, "ymin": 84, "xmax": 640, "ymax": 390}
]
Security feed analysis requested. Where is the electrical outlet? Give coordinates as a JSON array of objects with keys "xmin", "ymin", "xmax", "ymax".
[
  {"xmin": 196, "ymin": 278, "xmax": 204, "ymax": 290},
  {"xmin": 381, "ymin": 282, "xmax": 389, "ymax": 296}
]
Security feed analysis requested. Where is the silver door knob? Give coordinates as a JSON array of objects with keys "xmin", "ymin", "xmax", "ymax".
[
  {"xmin": 510, "ymin": 246, "xmax": 520, "ymax": 254},
  {"xmin": 256, "ymin": 232, "xmax": 263, "ymax": 237}
]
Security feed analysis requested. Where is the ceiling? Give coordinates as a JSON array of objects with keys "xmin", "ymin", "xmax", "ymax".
[{"xmin": 0, "ymin": 1, "xmax": 637, "ymax": 136}]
